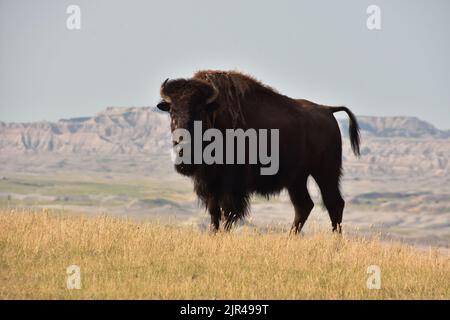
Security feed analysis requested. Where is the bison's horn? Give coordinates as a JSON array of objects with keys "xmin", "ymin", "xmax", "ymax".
[
  {"xmin": 160, "ymin": 78, "xmax": 171, "ymax": 103},
  {"xmin": 206, "ymin": 84, "xmax": 219, "ymax": 104}
]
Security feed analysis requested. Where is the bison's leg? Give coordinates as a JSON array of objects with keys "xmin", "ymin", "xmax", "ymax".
[
  {"xmin": 313, "ymin": 173, "xmax": 344, "ymax": 233},
  {"xmin": 221, "ymin": 193, "xmax": 250, "ymax": 232},
  {"xmin": 207, "ymin": 198, "xmax": 221, "ymax": 233},
  {"xmin": 288, "ymin": 175, "xmax": 314, "ymax": 235}
]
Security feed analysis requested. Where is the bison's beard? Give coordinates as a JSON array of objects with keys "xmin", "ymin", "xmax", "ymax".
[{"xmin": 174, "ymin": 163, "xmax": 197, "ymax": 176}]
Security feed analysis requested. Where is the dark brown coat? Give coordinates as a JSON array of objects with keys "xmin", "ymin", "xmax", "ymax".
[{"xmin": 157, "ymin": 70, "xmax": 360, "ymax": 233}]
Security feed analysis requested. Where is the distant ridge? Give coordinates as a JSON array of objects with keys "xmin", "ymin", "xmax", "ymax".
[
  {"xmin": 338, "ymin": 116, "xmax": 450, "ymax": 139},
  {"xmin": 1, "ymin": 107, "xmax": 449, "ymax": 177},
  {"xmin": 1, "ymin": 107, "xmax": 449, "ymax": 154},
  {"xmin": 0, "ymin": 107, "xmax": 170, "ymax": 154}
]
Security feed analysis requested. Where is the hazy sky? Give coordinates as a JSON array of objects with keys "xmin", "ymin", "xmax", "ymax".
[{"xmin": 1, "ymin": 0, "xmax": 449, "ymax": 128}]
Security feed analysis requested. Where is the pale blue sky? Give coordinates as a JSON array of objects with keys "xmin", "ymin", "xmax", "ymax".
[{"xmin": 1, "ymin": 0, "xmax": 449, "ymax": 128}]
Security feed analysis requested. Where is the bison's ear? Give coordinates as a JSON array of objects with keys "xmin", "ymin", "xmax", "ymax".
[{"xmin": 156, "ymin": 101, "xmax": 170, "ymax": 112}]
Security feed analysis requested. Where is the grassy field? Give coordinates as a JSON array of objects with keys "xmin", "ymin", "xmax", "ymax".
[{"xmin": 0, "ymin": 209, "xmax": 449, "ymax": 299}]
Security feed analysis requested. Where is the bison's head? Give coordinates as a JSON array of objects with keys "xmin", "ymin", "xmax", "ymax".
[{"xmin": 157, "ymin": 78, "xmax": 219, "ymax": 175}]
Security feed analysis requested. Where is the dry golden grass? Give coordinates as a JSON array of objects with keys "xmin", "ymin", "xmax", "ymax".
[{"xmin": 0, "ymin": 209, "xmax": 449, "ymax": 299}]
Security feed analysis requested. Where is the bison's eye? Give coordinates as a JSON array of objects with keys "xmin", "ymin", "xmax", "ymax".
[{"xmin": 157, "ymin": 101, "xmax": 171, "ymax": 112}]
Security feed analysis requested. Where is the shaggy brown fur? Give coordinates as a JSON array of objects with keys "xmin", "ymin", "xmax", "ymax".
[
  {"xmin": 193, "ymin": 70, "xmax": 277, "ymax": 128},
  {"xmin": 157, "ymin": 70, "xmax": 360, "ymax": 233}
]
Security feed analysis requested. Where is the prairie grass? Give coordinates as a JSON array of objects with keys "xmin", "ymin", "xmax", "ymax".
[{"xmin": 0, "ymin": 209, "xmax": 448, "ymax": 299}]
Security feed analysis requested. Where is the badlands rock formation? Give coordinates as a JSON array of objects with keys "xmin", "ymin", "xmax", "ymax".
[{"xmin": 1, "ymin": 107, "xmax": 449, "ymax": 178}]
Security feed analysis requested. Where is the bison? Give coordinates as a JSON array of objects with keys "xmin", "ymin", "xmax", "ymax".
[{"xmin": 157, "ymin": 70, "xmax": 360, "ymax": 234}]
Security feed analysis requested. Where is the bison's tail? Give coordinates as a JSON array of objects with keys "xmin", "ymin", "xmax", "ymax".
[{"xmin": 327, "ymin": 106, "xmax": 361, "ymax": 157}]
